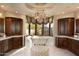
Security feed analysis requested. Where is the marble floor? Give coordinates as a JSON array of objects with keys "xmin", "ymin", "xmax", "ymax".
[{"xmin": 5, "ymin": 36, "xmax": 75, "ymax": 56}]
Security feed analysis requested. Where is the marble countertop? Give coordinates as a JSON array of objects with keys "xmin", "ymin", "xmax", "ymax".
[
  {"xmin": 56, "ymin": 35, "xmax": 79, "ymax": 41},
  {"xmin": 0, "ymin": 35, "xmax": 23, "ymax": 41}
]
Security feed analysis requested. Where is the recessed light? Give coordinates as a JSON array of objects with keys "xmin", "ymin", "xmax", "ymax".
[
  {"xmin": 1, "ymin": 5, "xmax": 4, "ymax": 8},
  {"xmin": 16, "ymin": 11, "xmax": 18, "ymax": 13}
]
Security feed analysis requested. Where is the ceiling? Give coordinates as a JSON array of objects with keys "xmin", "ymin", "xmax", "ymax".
[{"xmin": 0, "ymin": 3, "xmax": 79, "ymax": 17}]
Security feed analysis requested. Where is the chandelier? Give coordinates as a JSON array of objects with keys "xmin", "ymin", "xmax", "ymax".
[{"xmin": 34, "ymin": 10, "xmax": 46, "ymax": 24}]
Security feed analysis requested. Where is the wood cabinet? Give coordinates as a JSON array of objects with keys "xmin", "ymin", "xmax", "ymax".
[
  {"xmin": 58, "ymin": 18, "xmax": 74, "ymax": 36},
  {"xmin": 8, "ymin": 37, "xmax": 23, "ymax": 50},
  {"xmin": 12, "ymin": 37, "xmax": 23, "ymax": 49},
  {"xmin": 55, "ymin": 37, "xmax": 68, "ymax": 49},
  {"xmin": 55, "ymin": 37, "xmax": 79, "ymax": 55},
  {"xmin": 0, "ymin": 37, "xmax": 23, "ymax": 56},
  {"xmin": 0, "ymin": 41, "xmax": 4, "ymax": 56},
  {"xmin": 0, "ymin": 39, "xmax": 14, "ymax": 56},
  {"xmin": 58, "ymin": 19, "xmax": 65, "ymax": 35},
  {"xmin": 67, "ymin": 39, "xmax": 79, "ymax": 55},
  {"xmin": 0, "ymin": 17, "xmax": 23, "ymax": 56},
  {"xmin": 76, "ymin": 19, "xmax": 79, "ymax": 34},
  {"xmin": 8, "ymin": 38, "xmax": 13, "ymax": 51},
  {"xmin": 0, "ymin": 18, "xmax": 4, "ymax": 33},
  {"xmin": 5, "ymin": 17, "xmax": 23, "ymax": 36},
  {"xmin": 0, "ymin": 40, "xmax": 8, "ymax": 56},
  {"xmin": 74, "ymin": 41, "xmax": 79, "ymax": 55}
]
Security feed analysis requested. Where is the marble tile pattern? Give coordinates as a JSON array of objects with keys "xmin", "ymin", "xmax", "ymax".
[{"xmin": 31, "ymin": 46, "xmax": 49, "ymax": 56}]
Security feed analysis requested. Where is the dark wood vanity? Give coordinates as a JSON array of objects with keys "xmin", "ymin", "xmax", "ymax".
[
  {"xmin": 55, "ymin": 37, "xmax": 79, "ymax": 55},
  {"xmin": 0, "ymin": 17, "xmax": 23, "ymax": 56},
  {"xmin": 12, "ymin": 37, "xmax": 23, "ymax": 49},
  {"xmin": 55, "ymin": 37, "xmax": 67, "ymax": 49},
  {"xmin": 56, "ymin": 17, "xmax": 79, "ymax": 55}
]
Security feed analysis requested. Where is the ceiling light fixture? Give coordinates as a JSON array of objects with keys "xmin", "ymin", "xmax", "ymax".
[{"xmin": 35, "ymin": 10, "xmax": 46, "ymax": 24}]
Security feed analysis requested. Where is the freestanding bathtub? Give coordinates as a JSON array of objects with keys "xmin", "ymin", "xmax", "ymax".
[{"xmin": 25, "ymin": 36, "xmax": 55, "ymax": 56}]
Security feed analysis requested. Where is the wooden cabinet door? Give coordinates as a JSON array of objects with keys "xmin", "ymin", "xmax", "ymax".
[
  {"xmin": 67, "ymin": 39, "xmax": 73, "ymax": 51},
  {"xmin": 58, "ymin": 18, "xmax": 74, "ymax": 36},
  {"xmin": 0, "ymin": 41, "xmax": 4, "ymax": 56},
  {"xmin": 0, "ymin": 40, "xmax": 8, "ymax": 56},
  {"xmin": 58, "ymin": 19, "xmax": 68, "ymax": 35},
  {"xmin": 76, "ymin": 19, "xmax": 79, "ymax": 33},
  {"xmin": 5, "ymin": 17, "xmax": 16, "ymax": 36},
  {"xmin": 11, "ymin": 18, "xmax": 23, "ymax": 35},
  {"xmin": 66, "ymin": 18, "xmax": 74, "ymax": 36},
  {"xmin": 55, "ymin": 37, "xmax": 67, "ymax": 49},
  {"xmin": 72, "ymin": 40, "xmax": 79, "ymax": 55},
  {"xmin": 5, "ymin": 17, "xmax": 13, "ymax": 36},
  {"xmin": 12, "ymin": 37, "xmax": 23, "ymax": 49},
  {"xmin": 0, "ymin": 18, "xmax": 4, "ymax": 33},
  {"xmin": 10, "ymin": 19, "xmax": 15, "ymax": 35},
  {"xmin": 58, "ymin": 19, "xmax": 65, "ymax": 35},
  {"xmin": 67, "ymin": 39, "xmax": 79, "ymax": 55},
  {"xmin": 15, "ymin": 19, "xmax": 23, "ymax": 35},
  {"xmin": 5, "ymin": 17, "xmax": 23, "ymax": 36},
  {"xmin": 3, "ymin": 40, "xmax": 8, "ymax": 52},
  {"xmin": 8, "ymin": 38, "xmax": 13, "ymax": 51}
]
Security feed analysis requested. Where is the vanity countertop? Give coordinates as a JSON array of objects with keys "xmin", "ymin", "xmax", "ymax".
[
  {"xmin": 0, "ymin": 35, "xmax": 23, "ymax": 41},
  {"xmin": 56, "ymin": 35, "xmax": 79, "ymax": 41}
]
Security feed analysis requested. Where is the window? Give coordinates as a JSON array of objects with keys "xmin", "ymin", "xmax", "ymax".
[
  {"xmin": 30, "ymin": 23, "xmax": 35, "ymax": 35},
  {"xmin": 25, "ymin": 23, "xmax": 29, "ymax": 35},
  {"xmin": 26, "ymin": 16, "xmax": 54, "ymax": 36},
  {"xmin": 37, "ymin": 24, "xmax": 42, "ymax": 35},
  {"xmin": 44, "ymin": 23, "xmax": 49, "ymax": 36},
  {"xmin": 50, "ymin": 23, "xmax": 53, "ymax": 36}
]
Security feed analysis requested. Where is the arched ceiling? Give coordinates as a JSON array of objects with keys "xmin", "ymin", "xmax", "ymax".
[
  {"xmin": 0, "ymin": 3, "xmax": 79, "ymax": 17},
  {"xmin": 25, "ymin": 3, "xmax": 56, "ymax": 10}
]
